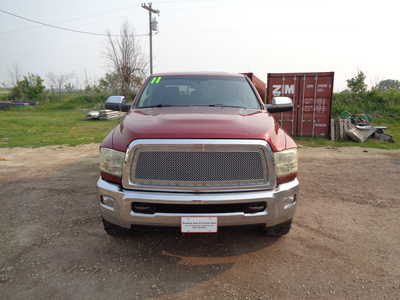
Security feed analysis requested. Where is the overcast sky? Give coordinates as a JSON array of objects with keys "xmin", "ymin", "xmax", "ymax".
[{"xmin": 0, "ymin": 0, "xmax": 399, "ymax": 91}]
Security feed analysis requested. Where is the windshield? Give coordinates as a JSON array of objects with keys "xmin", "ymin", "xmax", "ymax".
[{"xmin": 135, "ymin": 76, "xmax": 261, "ymax": 109}]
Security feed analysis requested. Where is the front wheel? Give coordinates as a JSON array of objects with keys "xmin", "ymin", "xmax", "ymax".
[{"xmin": 264, "ymin": 219, "xmax": 292, "ymax": 237}]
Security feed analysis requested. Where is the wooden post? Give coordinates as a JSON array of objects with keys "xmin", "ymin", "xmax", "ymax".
[
  {"xmin": 339, "ymin": 119, "xmax": 344, "ymax": 140},
  {"xmin": 335, "ymin": 119, "xmax": 339, "ymax": 141},
  {"xmin": 330, "ymin": 118, "xmax": 335, "ymax": 141}
]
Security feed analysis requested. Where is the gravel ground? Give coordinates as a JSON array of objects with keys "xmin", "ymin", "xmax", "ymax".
[{"xmin": 0, "ymin": 144, "xmax": 400, "ymax": 299}]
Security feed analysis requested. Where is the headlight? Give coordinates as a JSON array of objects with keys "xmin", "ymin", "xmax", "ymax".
[
  {"xmin": 273, "ymin": 148, "xmax": 298, "ymax": 178},
  {"xmin": 99, "ymin": 148, "xmax": 126, "ymax": 177}
]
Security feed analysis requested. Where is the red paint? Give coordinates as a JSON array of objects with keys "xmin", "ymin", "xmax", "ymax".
[
  {"xmin": 100, "ymin": 171, "xmax": 122, "ymax": 185},
  {"xmin": 277, "ymin": 173, "xmax": 297, "ymax": 185},
  {"xmin": 102, "ymin": 106, "xmax": 294, "ymax": 153},
  {"xmin": 267, "ymin": 72, "xmax": 334, "ymax": 138},
  {"xmin": 101, "ymin": 130, "xmax": 114, "ymax": 149}
]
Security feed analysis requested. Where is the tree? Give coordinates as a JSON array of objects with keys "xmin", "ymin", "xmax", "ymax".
[
  {"xmin": 105, "ymin": 22, "xmax": 147, "ymax": 98},
  {"xmin": 375, "ymin": 79, "xmax": 400, "ymax": 91},
  {"xmin": 98, "ymin": 71, "xmax": 143, "ymax": 95},
  {"xmin": 98, "ymin": 72, "xmax": 121, "ymax": 94},
  {"xmin": 47, "ymin": 72, "xmax": 74, "ymax": 95},
  {"xmin": 346, "ymin": 71, "xmax": 367, "ymax": 94},
  {"xmin": 10, "ymin": 73, "xmax": 45, "ymax": 100}
]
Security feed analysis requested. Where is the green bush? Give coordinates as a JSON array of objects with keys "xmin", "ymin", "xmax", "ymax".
[
  {"xmin": 9, "ymin": 73, "xmax": 45, "ymax": 100},
  {"xmin": 333, "ymin": 89, "xmax": 400, "ymax": 117},
  {"xmin": 6, "ymin": 91, "xmax": 111, "ymax": 112},
  {"xmin": 0, "ymin": 92, "xmax": 10, "ymax": 101},
  {"xmin": 42, "ymin": 92, "xmax": 111, "ymax": 110}
]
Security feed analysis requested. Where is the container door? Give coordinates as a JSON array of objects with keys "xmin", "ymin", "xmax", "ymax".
[{"xmin": 297, "ymin": 74, "xmax": 334, "ymax": 137}]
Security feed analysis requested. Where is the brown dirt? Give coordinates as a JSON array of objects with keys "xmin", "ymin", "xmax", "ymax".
[{"xmin": 1, "ymin": 145, "xmax": 400, "ymax": 299}]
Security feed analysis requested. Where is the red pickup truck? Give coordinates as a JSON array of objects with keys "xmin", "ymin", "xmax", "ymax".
[{"xmin": 97, "ymin": 72, "xmax": 298, "ymax": 236}]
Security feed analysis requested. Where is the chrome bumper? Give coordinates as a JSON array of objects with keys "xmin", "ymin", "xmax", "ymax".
[{"xmin": 97, "ymin": 178, "xmax": 299, "ymax": 229}]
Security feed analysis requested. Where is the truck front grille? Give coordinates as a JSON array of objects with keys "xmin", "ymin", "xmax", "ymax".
[
  {"xmin": 123, "ymin": 140, "xmax": 274, "ymax": 192},
  {"xmin": 135, "ymin": 151, "xmax": 264, "ymax": 182}
]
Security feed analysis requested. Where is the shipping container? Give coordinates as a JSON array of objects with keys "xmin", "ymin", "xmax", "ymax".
[
  {"xmin": 267, "ymin": 72, "xmax": 334, "ymax": 138},
  {"xmin": 242, "ymin": 72, "xmax": 266, "ymax": 102}
]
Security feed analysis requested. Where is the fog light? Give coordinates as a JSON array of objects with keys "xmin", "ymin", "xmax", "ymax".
[
  {"xmin": 283, "ymin": 195, "xmax": 297, "ymax": 209},
  {"xmin": 244, "ymin": 202, "xmax": 266, "ymax": 214},
  {"xmin": 132, "ymin": 203, "xmax": 154, "ymax": 214},
  {"xmin": 101, "ymin": 195, "xmax": 115, "ymax": 209}
]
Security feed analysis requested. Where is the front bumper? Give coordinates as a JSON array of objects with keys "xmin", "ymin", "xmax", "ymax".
[{"xmin": 97, "ymin": 178, "xmax": 299, "ymax": 229}]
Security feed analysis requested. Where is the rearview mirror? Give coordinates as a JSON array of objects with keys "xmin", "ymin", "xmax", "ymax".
[
  {"xmin": 105, "ymin": 96, "xmax": 131, "ymax": 112},
  {"xmin": 266, "ymin": 97, "xmax": 293, "ymax": 113}
]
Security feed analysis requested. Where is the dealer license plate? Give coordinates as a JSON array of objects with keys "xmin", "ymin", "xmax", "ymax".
[{"xmin": 181, "ymin": 217, "xmax": 218, "ymax": 233}]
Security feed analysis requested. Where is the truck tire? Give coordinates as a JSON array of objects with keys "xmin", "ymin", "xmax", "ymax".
[
  {"xmin": 102, "ymin": 219, "xmax": 129, "ymax": 236},
  {"xmin": 264, "ymin": 219, "xmax": 292, "ymax": 237}
]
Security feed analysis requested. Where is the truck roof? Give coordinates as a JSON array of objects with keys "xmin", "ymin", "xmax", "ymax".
[{"xmin": 151, "ymin": 71, "xmax": 245, "ymax": 77}]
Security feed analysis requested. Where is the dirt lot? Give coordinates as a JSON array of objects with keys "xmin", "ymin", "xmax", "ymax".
[{"xmin": 1, "ymin": 145, "xmax": 400, "ymax": 299}]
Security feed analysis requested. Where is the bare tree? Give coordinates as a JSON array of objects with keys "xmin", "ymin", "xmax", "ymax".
[
  {"xmin": 47, "ymin": 72, "xmax": 74, "ymax": 95},
  {"xmin": 106, "ymin": 22, "xmax": 147, "ymax": 98}
]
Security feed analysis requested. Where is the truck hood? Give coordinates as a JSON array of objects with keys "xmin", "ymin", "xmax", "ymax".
[{"xmin": 106, "ymin": 106, "xmax": 295, "ymax": 152}]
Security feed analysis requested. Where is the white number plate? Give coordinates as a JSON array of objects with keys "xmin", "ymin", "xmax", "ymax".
[{"xmin": 181, "ymin": 217, "xmax": 218, "ymax": 233}]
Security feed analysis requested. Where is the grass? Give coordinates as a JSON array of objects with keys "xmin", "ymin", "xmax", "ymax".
[
  {"xmin": 295, "ymin": 117, "xmax": 400, "ymax": 149},
  {"xmin": 0, "ymin": 106, "xmax": 119, "ymax": 148}
]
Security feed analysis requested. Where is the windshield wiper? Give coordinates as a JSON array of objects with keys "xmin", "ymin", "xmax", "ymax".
[
  {"xmin": 139, "ymin": 104, "xmax": 247, "ymax": 108},
  {"xmin": 207, "ymin": 104, "xmax": 246, "ymax": 108},
  {"xmin": 139, "ymin": 104, "xmax": 176, "ymax": 108}
]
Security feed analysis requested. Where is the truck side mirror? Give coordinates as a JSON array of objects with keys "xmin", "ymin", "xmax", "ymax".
[
  {"xmin": 105, "ymin": 96, "xmax": 131, "ymax": 112},
  {"xmin": 266, "ymin": 97, "xmax": 293, "ymax": 113}
]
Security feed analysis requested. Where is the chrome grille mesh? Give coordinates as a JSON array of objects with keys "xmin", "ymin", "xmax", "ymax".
[
  {"xmin": 123, "ymin": 140, "xmax": 274, "ymax": 192},
  {"xmin": 134, "ymin": 151, "xmax": 265, "ymax": 182}
]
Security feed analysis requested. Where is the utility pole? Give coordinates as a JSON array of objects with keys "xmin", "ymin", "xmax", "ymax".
[{"xmin": 141, "ymin": 3, "xmax": 159, "ymax": 75}]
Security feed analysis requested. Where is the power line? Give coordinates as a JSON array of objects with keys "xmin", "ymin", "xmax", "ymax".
[
  {"xmin": 0, "ymin": 8, "xmax": 148, "ymax": 37},
  {"xmin": 0, "ymin": 5, "xmax": 138, "ymax": 35}
]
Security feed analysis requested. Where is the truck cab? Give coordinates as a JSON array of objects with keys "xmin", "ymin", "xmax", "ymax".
[{"xmin": 97, "ymin": 72, "xmax": 298, "ymax": 236}]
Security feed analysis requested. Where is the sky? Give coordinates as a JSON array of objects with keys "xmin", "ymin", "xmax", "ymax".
[{"xmin": 0, "ymin": 0, "xmax": 399, "ymax": 91}]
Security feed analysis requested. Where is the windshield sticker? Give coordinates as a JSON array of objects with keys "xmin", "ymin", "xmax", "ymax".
[{"xmin": 151, "ymin": 77, "xmax": 162, "ymax": 84}]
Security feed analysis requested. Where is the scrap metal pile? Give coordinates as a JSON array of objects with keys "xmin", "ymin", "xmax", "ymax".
[
  {"xmin": 86, "ymin": 110, "xmax": 124, "ymax": 120},
  {"xmin": 330, "ymin": 112, "xmax": 394, "ymax": 143}
]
